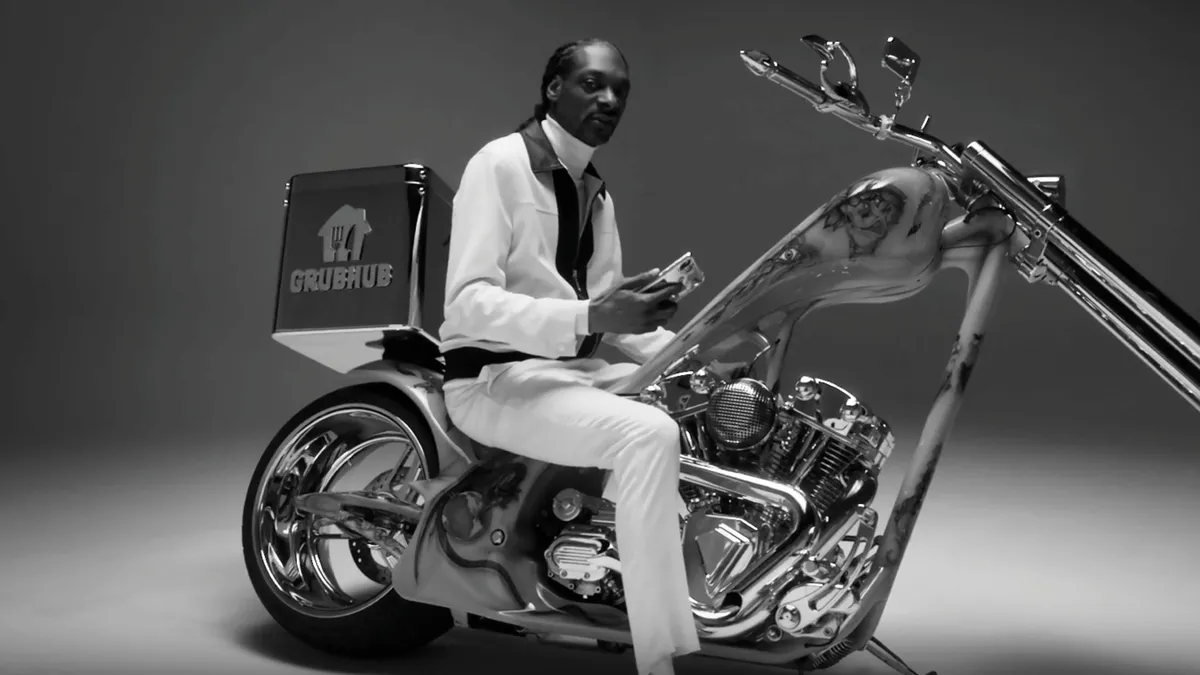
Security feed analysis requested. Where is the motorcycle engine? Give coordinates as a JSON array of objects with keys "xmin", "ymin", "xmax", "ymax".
[
  {"xmin": 539, "ymin": 367, "xmax": 894, "ymax": 611},
  {"xmin": 540, "ymin": 488, "xmax": 626, "ymax": 604},
  {"xmin": 700, "ymin": 373, "xmax": 893, "ymax": 516}
]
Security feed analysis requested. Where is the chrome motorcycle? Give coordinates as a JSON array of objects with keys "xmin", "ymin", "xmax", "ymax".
[{"xmin": 242, "ymin": 35, "xmax": 1200, "ymax": 674}]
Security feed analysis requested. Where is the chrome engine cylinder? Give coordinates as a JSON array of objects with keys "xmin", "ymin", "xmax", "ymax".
[{"xmin": 761, "ymin": 376, "xmax": 894, "ymax": 517}]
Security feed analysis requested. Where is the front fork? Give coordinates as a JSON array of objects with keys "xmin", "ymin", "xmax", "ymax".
[{"xmin": 834, "ymin": 213, "xmax": 1014, "ymax": 655}]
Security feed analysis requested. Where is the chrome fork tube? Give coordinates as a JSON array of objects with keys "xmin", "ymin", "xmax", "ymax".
[{"xmin": 962, "ymin": 142, "xmax": 1200, "ymax": 413}]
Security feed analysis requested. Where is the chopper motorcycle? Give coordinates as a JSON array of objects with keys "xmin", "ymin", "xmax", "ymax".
[{"xmin": 242, "ymin": 35, "xmax": 1200, "ymax": 675}]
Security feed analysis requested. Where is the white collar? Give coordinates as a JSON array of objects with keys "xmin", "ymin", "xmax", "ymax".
[{"xmin": 541, "ymin": 114, "xmax": 596, "ymax": 181}]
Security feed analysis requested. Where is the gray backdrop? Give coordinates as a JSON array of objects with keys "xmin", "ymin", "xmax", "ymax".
[
  {"xmin": 5, "ymin": 0, "xmax": 1198, "ymax": 447},
  {"xmin": 2, "ymin": 1, "xmax": 1199, "ymax": 674}
]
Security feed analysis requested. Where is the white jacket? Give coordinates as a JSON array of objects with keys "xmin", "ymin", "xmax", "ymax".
[{"xmin": 439, "ymin": 118, "xmax": 675, "ymax": 364}]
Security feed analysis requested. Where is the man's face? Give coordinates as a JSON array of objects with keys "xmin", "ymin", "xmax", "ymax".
[{"xmin": 547, "ymin": 44, "xmax": 631, "ymax": 147}]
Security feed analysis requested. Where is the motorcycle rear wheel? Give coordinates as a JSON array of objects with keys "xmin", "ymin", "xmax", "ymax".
[{"xmin": 241, "ymin": 383, "xmax": 454, "ymax": 658}]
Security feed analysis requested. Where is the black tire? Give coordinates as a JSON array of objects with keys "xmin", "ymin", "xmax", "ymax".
[{"xmin": 241, "ymin": 382, "xmax": 454, "ymax": 658}]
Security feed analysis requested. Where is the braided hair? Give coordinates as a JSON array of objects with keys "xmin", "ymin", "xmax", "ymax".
[{"xmin": 514, "ymin": 38, "xmax": 627, "ymax": 132}]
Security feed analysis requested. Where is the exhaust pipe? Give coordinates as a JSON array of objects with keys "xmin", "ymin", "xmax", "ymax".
[{"xmin": 678, "ymin": 456, "xmax": 822, "ymax": 639}]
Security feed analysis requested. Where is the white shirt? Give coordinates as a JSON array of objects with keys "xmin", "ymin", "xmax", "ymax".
[{"xmin": 438, "ymin": 115, "xmax": 675, "ymax": 363}]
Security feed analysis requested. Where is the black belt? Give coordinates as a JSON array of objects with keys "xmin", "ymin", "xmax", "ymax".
[
  {"xmin": 443, "ymin": 335, "xmax": 603, "ymax": 382},
  {"xmin": 441, "ymin": 347, "xmax": 548, "ymax": 381}
]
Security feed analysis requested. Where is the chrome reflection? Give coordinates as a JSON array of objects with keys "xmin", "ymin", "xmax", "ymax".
[{"xmin": 249, "ymin": 404, "xmax": 429, "ymax": 618}]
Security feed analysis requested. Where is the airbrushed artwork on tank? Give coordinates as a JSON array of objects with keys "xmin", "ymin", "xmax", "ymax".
[
  {"xmin": 392, "ymin": 451, "xmax": 545, "ymax": 614},
  {"xmin": 671, "ymin": 167, "xmax": 952, "ymax": 347}
]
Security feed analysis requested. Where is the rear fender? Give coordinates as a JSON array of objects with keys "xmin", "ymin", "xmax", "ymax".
[{"xmin": 348, "ymin": 360, "xmax": 476, "ymax": 475}]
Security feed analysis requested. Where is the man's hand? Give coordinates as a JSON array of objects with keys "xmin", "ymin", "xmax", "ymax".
[{"xmin": 588, "ymin": 269, "xmax": 684, "ymax": 335}]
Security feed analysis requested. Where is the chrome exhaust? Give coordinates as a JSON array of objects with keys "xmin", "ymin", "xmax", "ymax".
[{"xmin": 678, "ymin": 456, "xmax": 823, "ymax": 639}]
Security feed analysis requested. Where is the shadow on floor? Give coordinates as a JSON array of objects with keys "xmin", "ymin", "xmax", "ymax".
[
  {"xmin": 229, "ymin": 615, "xmax": 1195, "ymax": 675},
  {"xmin": 230, "ymin": 619, "xmax": 454, "ymax": 674},
  {"xmin": 228, "ymin": 618, "xmax": 639, "ymax": 675},
  {"xmin": 828, "ymin": 646, "xmax": 1195, "ymax": 675}
]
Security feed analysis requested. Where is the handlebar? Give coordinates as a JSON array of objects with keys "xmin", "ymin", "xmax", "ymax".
[
  {"xmin": 739, "ymin": 39, "xmax": 1046, "ymax": 253},
  {"xmin": 739, "ymin": 37, "xmax": 1200, "ymax": 416},
  {"xmin": 739, "ymin": 46, "xmax": 961, "ymax": 169}
]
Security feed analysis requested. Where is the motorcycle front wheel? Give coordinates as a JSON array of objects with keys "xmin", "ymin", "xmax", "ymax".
[{"xmin": 241, "ymin": 383, "xmax": 454, "ymax": 658}]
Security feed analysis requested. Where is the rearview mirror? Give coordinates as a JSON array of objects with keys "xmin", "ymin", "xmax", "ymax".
[{"xmin": 882, "ymin": 37, "xmax": 920, "ymax": 85}]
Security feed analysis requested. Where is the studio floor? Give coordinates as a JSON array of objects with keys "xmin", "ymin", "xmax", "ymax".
[{"xmin": 2, "ymin": 433, "xmax": 1197, "ymax": 675}]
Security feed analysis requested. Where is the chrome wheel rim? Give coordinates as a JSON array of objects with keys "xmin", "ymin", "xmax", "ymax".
[{"xmin": 250, "ymin": 403, "xmax": 429, "ymax": 618}]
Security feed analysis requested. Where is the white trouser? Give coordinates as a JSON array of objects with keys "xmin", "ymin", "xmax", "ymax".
[{"xmin": 443, "ymin": 357, "xmax": 701, "ymax": 675}]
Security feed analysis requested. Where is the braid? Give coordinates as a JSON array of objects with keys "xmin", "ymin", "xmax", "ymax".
[{"xmin": 514, "ymin": 38, "xmax": 627, "ymax": 132}]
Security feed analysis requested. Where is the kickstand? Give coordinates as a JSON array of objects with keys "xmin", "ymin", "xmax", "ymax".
[{"xmin": 864, "ymin": 637, "xmax": 937, "ymax": 675}]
